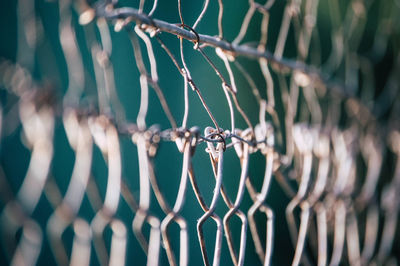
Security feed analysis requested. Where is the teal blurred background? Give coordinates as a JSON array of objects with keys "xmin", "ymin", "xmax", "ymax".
[{"xmin": 1, "ymin": 0, "xmax": 397, "ymax": 265}]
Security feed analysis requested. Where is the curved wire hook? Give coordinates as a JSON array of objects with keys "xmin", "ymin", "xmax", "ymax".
[
  {"xmin": 47, "ymin": 110, "xmax": 93, "ymax": 265},
  {"xmin": 223, "ymin": 129, "xmax": 251, "ymax": 266},
  {"xmin": 1, "ymin": 92, "xmax": 54, "ymax": 265},
  {"xmin": 177, "ymin": 27, "xmax": 221, "ymax": 132},
  {"xmin": 247, "ymin": 122, "xmax": 275, "ymax": 265},
  {"xmin": 185, "ymin": 130, "xmax": 224, "ymax": 266},
  {"xmin": 89, "ymin": 116, "xmax": 126, "ymax": 266},
  {"xmin": 292, "ymin": 130, "xmax": 330, "ymax": 266},
  {"xmin": 131, "ymin": 131, "xmax": 162, "ymax": 266},
  {"xmin": 9, "ymin": 219, "xmax": 43, "ymax": 266},
  {"xmin": 178, "ymin": 23, "xmax": 201, "ymax": 50},
  {"xmin": 286, "ymin": 124, "xmax": 314, "ymax": 266},
  {"xmin": 161, "ymin": 131, "xmax": 194, "ymax": 266},
  {"xmin": 374, "ymin": 130, "xmax": 400, "ymax": 264},
  {"xmin": 17, "ymin": 96, "xmax": 55, "ymax": 215},
  {"xmin": 134, "ymin": 25, "xmax": 177, "ymax": 129},
  {"xmin": 197, "ymin": 127, "xmax": 225, "ymax": 266},
  {"xmin": 328, "ymin": 129, "xmax": 356, "ymax": 266},
  {"xmin": 355, "ymin": 133, "xmax": 382, "ymax": 264}
]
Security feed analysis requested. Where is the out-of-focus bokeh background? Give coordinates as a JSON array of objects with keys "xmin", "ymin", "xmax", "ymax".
[{"xmin": 1, "ymin": 0, "xmax": 399, "ymax": 265}]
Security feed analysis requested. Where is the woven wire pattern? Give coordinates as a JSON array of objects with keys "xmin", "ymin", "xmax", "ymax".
[{"xmin": 0, "ymin": 0, "xmax": 400, "ymax": 265}]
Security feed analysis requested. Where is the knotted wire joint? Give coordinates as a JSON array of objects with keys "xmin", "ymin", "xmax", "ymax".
[
  {"xmin": 131, "ymin": 125, "xmax": 161, "ymax": 157},
  {"xmin": 204, "ymin": 127, "xmax": 227, "ymax": 158},
  {"xmin": 176, "ymin": 23, "xmax": 201, "ymax": 50}
]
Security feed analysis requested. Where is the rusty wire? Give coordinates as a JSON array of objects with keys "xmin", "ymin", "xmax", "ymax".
[{"xmin": 1, "ymin": 0, "xmax": 400, "ymax": 265}]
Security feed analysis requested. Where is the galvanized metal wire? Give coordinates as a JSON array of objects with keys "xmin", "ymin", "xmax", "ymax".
[{"xmin": 1, "ymin": 0, "xmax": 400, "ymax": 265}]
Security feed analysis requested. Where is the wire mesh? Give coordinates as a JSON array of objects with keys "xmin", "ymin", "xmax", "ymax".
[{"xmin": 0, "ymin": 0, "xmax": 400, "ymax": 265}]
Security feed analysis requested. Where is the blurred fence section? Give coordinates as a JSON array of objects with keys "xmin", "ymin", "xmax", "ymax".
[{"xmin": 0, "ymin": 0, "xmax": 400, "ymax": 265}]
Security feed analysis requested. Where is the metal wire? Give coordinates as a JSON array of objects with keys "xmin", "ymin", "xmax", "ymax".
[{"xmin": 0, "ymin": 0, "xmax": 399, "ymax": 265}]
